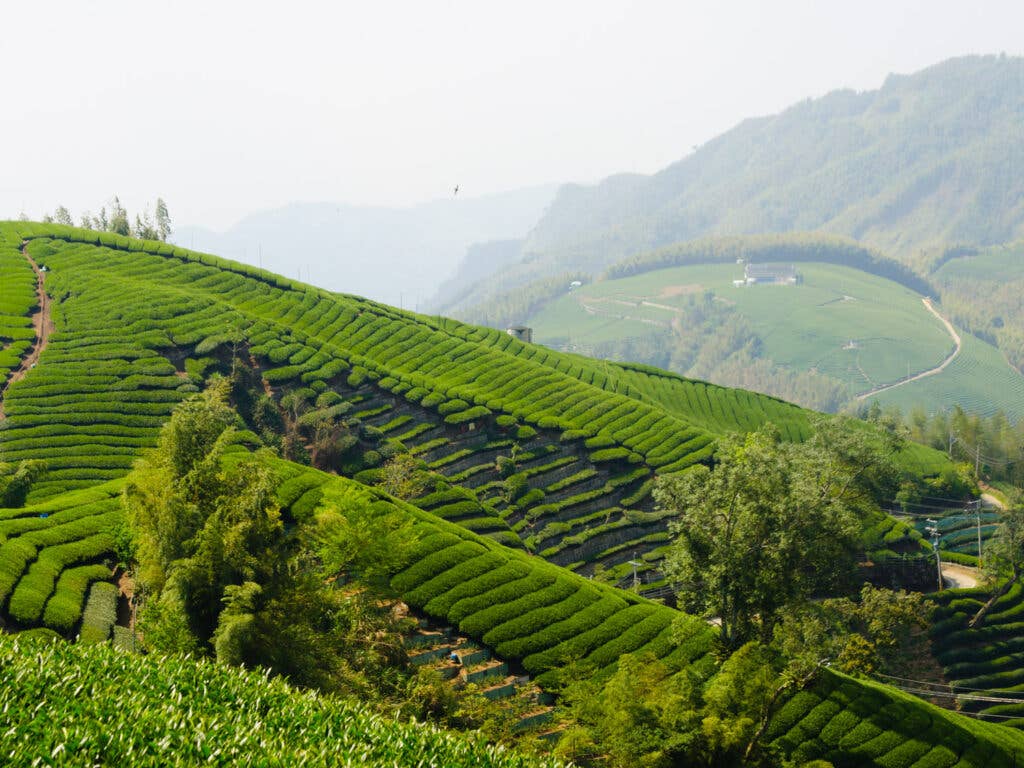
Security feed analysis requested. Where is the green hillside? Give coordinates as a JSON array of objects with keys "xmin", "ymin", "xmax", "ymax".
[
  {"xmin": 0, "ymin": 247, "xmax": 36, "ymax": 385},
  {"xmin": 512, "ymin": 234, "xmax": 1024, "ymax": 419},
  {"xmin": 4, "ymin": 220, "xmax": 1017, "ymax": 766},
  {"xmin": 768, "ymin": 667, "xmax": 1024, "ymax": 766},
  {"xmin": 0, "ymin": 458, "xmax": 712, "ymax": 689},
  {"xmin": 929, "ymin": 241, "xmax": 1024, "ymax": 377},
  {"xmin": 436, "ymin": 55, "xmax": 1024, "ymax": 316},
  {"xmin": 0, "ymin": 633, "xmax": 561, "ymax": 768},
  {"xmin": 930, "ymin": 582, "xmax": 1024, "ymax": 725},
  {"xmin": 0, "ymin": 223, "xmax": 839, "ymax": 583}
]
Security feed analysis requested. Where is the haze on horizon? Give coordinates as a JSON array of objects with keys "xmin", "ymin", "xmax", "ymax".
[{"xmin": 3, "ymin": 0, "xmax": 1024, "ymax": 232}]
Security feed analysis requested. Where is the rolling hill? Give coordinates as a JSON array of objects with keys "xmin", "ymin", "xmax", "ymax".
[
  {"xmin": 496, "ymin": 234, "xmax": 1024, "ymax": 418},
  {"xmin": 4, "ymin": 220, "xmax": 1021, "ymax": 766}
]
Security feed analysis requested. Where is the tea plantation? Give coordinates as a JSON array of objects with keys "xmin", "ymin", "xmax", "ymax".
[
  {"xmin": 0, "ymin": 222, "xmax": 856, "ymax": 584},
  {"xmin": 767, "ymin": 668, "xmax": 1024, "ymax": 766},
  {"xmin": 0, "ymin": 239, "xmax": 37, "ymax": 390},
  {"xmin": 529, "ymin": 261, "xmax": 953, "ymax": 394},
  {"xmin": 0, "ymin": 633, "xmax": 564, "ymax": 768},
  {"xmin": 1, "ymin": 220, "xmax": 1019, "ymax": 767},
  {"xmin": 930, "ymin": 582, "xmax": 1024, "ymax": 725}
]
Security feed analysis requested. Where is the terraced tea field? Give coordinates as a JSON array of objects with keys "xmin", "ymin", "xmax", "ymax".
[
  {"xmin": 0, "ymin": 224, "xmax": 848, "ymax": 583},
  {"xmin": 933, "ymin": 243, "xmax": 1024, "ymax": 282},
  {"xmin": 0, "ymin": 221, "xmax": 1021, "ymax": 766},
  {"xmin": 529, "ymin": 262, "xmax": 953, "ymax": 393},
  {"xmin": 525, "ymin": 258, "xmax": 1024, "ymax": 419},
  {"xmin": 0, "ymin": 240, "xmax": 38, "ymax": 394},
  {"xmin": 768, "ymin": 667, "xmax": 1024, "ymax": 765},
  {"xmin": 931, "ymin": 582, "xmax": 1024, "ymax": 726},
  {"xmin": 865, "ymin": 332, "xmax": 1024, "ymax": 421}
]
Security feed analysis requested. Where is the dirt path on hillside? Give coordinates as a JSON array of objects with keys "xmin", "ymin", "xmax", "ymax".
[
  {"xmin": 856, "ymin": 298, "xmax": 962, "ymax": 401},
  {"xmin": 0, "ymin": 244, "xmax": 53, "ymax": 419}
]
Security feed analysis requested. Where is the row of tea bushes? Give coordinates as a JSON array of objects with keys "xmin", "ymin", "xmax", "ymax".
[
  {"xmin": 930, "ymin": 581, "xmax": 1024, "ymax": 725},
  {"xmin": 0, "ymin": 633, "xmax": 561, "ymax": 768},
  {"xmin": 0, "ymin": 238, "xmax": 37, "ymax": 389},
  {"xmin": 766, "ymin": 667, "xmax": 1024, "ymax": 765},
  {"xmin": 0, "ymin": 483, "xmax": 121, "ymax": 633}
]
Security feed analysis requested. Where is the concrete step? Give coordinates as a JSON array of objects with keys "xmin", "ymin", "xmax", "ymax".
[
  {"xmin": 533, "ymin": 722, "xmax": 565, "ymax": 741},
  {"xmin": 514, "ymin": 707, "xmax": 555, "ymax": 732},
  {"xmin": 480, "ymin": 677, "xmax": 517, "ymax": 701},
  {"xmin": 405, "ymin": 630, "xmax": 446, "ymax": 649},
  {"xmin": 462, "ymin": 659, "xmax": 508, "ymax": 684}
]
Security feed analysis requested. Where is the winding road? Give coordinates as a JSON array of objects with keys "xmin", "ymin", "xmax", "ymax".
[
  {"xmin": 938, "ymin": 492, "xmax": 1003, "ymax": 590},
  {"xmin": 856, "ymin": 298, "xmax": 962, "ymax": 401},
  {"xmin": 941, "ymin": 563, "xmax": 979, "ymax": 589}
]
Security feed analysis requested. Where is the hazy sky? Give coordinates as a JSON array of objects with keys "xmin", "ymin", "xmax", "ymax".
[{"xmin": 4, "ymin": 1, "xmax": 1023, "ymax": 230}]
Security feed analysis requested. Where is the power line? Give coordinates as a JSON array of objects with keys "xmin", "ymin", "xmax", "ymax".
[
  {"xmin": 886, "ymin": 500, "xmax": 971, "ymax": 512},
  {"xmin": 886, "ymin": 504, "xmax": 978, "ymax": 516},
  {"xmin": 883, "ymin": 684, "xmax": 1024, "ymax": 705},
  {"xmin": 917, "ymin": 493, "xmax": 993, "ymax": 504},
  {"xmin": 872, "ymin": 671, "xmax": 1024, "ymax": 696}
]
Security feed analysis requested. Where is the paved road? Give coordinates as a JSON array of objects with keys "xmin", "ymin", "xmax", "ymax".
[
  {"xmin": 857, "ymin": 298, "xmax": 962, "ymax": 400},
  {"xmin": 942, "ymin": 563, "xmax": 980, "ymax": 589}
]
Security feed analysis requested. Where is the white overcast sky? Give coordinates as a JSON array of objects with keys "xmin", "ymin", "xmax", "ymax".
[{"xmin": 3, "ymin": 0, "xmax": 1023, "ymax": 230}]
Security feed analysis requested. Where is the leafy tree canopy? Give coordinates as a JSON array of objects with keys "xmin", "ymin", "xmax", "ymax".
[{"xmin": 657, "ymin": 417, "xmax": 901, "ymax": 647}]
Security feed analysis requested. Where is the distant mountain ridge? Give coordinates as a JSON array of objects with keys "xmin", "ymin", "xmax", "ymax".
[
  {"xmin": 175, "ymin": 184, "xmax": 557, "ymax": 309},
  {"xmin": 437, "ymin": 55, "xmax": 1024, "ymax": 315}
]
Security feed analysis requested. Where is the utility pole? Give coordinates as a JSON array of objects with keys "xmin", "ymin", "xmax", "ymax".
[
  {"xmin": 628, "ymin": 558, "xmax": 643, "ymax": 589},
  {"xmin": 974, "ymin": 499, "xmax": 984, "ymax": 569},
  {"xmin": 926, "ymin": 519, "xmax": 943, "ymax": 591}
]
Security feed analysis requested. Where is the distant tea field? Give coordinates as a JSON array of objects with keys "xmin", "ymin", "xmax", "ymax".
[
  {"xmin": 529, "ymin": 261, "xmax": 1024, "ymax": 417},
  {"xmin": 865, "ymin": 331, "xmax": 1024, "ymax": 421}
]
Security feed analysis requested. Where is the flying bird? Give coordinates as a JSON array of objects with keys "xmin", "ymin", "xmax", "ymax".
[{"xmin": 453, "ymin": 185, "xmax": 459, "ymax": 196}]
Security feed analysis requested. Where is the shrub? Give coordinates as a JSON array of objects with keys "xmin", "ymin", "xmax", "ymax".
[{"xmin": 42, "ymin": 565, "xmax": 112, "ymax": 633}]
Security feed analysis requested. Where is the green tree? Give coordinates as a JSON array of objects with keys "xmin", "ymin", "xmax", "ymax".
[
  {"xmin": 53, "ymin": 206, "xmax": 73, "ymax": 226},
  {"xmin": 657, "ymin": 419, "xmax": 891, "ymax": 648},
  {"xmin": 377, "ymin": 453, "xmax": 430, "ymax": 501},
  {"xmin": 124, "ymin": 381, "xmax": 421, "ymax": 693},
  {"xmin": 134, "ymin": 211, "xmax": 158, "ymax": 240},
  {"xmin": 555, "ymin": 654, "xmax": 706, "ymax": 768},
  {"xmin": 123, "ymin": 381, "xmax": 273, "ymax": 639},
  {"xmin": 0, "ymin": 460, "xmax": 44, "ymax": 508},
  {"xmin": 108, "ymin": 196, "xmax": 130, "ymax": 236},
  {"xmin": 155, "ymin": 197, "xmax": 172, "ymax": 241},
  {"xmin": 313, "ymin": 484, "xmax": 419, "ymax": 586},
  {"xmin": 773, "ymin": 586, "xmax": 928, "ymax": 678}
]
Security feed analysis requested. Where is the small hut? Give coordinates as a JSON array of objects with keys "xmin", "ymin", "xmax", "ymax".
[{"xmin": 506, "ymin": 325, "xmax": 533, "ymax": 343}]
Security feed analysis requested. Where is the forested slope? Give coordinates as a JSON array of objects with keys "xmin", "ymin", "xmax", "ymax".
[{"xmin": 438, "ymin": 55, "xmax": 1024, "ymax": 318}]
